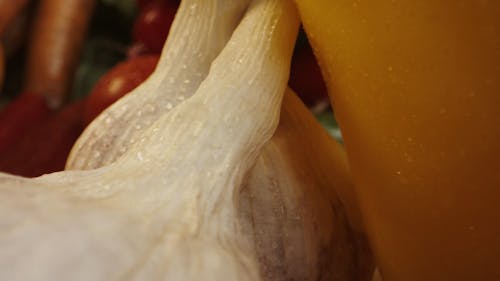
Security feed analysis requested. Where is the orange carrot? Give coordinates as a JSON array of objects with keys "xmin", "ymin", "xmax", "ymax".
[
  {"xmin": 0, "ymin": 0, "xmax": 29, "ymax": 36},
  {"xmin": 24, "ymin": 0, "xmax": 96, "ymax": 108},
  {"xmin": 0, "ymin": 43, "xmax": 4, "ymax": 91},
  {"xmin": 0, "ymin": 0, "xmax": 31, "ymax": 57}
]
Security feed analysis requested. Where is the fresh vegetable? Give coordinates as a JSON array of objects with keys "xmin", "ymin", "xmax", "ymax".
[
  {"xmin": 295, "ymin": 0, "xmax": 500, "ymax": 280},
  {"xmin": 132, "ymin": 0, "xmax": 178, "ymax": 54},
  {"xmin": 253, "ymin": 89, "xmax": 372, "ymax": 281},
  {"xmin": 0, "ymin": 0, "xmax": 94, "ymax": 161},
  {"xmin": 0, "ymin": 92, "xmax": 51, "ymax": 154},
  {"xmin": 0, "ymin": 0, "xmax": 31, "ymax": 57},
  {"xmin": 0, "ymin": 101, "xmax": 84, "ymax": 177},
  {"xmin": 24, "ymin": 0, "xmax": 96, "ymax": 108},
  {"xmin": 0, "ymin": 0, "xmax": 371, "ymax": 280},
  {"xmin": 0, "ymin": 43, "xmax": 4, "ymax": 91},
  {"xmin": 83, "ymin": 54, "xmax": 159, "ymax": 125},
  {"xmin": 0, "ymin": 0, "xmax": 29, "ymax": 36},
  {"xmin": 68, "ymin": 0, "xmax": 251, "ymax": 168}
]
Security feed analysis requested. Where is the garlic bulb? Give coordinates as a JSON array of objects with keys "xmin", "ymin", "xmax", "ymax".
[
  {"xmin": 0, "ymin": 0, "xmax": 372, "ymax": 280},
  {"xmin": 241, "ymin": 89, "xmax": 373, "ymax": 281},
  {"xmin": 68, "ymin": 0, "xmax": 372, "ymax": 278},
  {"xmin": 0, "ymin": 0, "xmax": 294, "ymax": 279}
]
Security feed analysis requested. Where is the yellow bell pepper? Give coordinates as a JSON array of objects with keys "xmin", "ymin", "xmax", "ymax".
[{"xmin": 294, "ymin": 1, "xmax": 500, "ymax": 280}]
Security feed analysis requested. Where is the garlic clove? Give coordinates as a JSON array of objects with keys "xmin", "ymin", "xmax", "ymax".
[{"xmin": 241, "ymin": 89, "xmax": 373, "ymax": 281}]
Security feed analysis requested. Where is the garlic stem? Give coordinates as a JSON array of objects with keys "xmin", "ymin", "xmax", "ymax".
[{"xmin": 67, "ymin": 0, "xmax": 251, "ymax": 169}]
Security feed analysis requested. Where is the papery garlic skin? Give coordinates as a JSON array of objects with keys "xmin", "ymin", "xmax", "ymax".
[
  {"xmin": 0, "ymin": 171, "xmax": 259, "ymax": 281},
  {"xmin": 241, "ymin": 90, "xmax": 373, "ymax": 281},
  {"xmin": 67, "ymin": 0, "xmax": 251, "ymax": 169},
  {"xmin": 65, "ymin": 0, "xmax": 373, "ymax": 279},
  {"xmin": 0, "ymin": 0, "xmax": 301, "ymax": 280}
]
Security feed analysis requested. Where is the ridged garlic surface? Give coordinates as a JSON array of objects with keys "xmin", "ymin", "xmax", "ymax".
[
  {"xmin": 0, "ymin": 0, "xmax": 373, "ymax": 280},
  {"xmin": 0, "ymin": 0, "xmax": 298, "ymax": 280},
  {"xmin": 67, "ymin": 0, "xmax": 251, "ymax": 169}
]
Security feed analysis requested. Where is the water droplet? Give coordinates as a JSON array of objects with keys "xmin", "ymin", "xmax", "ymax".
[
  {"xmin": 145, "ymin": 104, "xmax": 156, "ymax": 113},
  {"xmin": 189, "ymin": 3, "xmax": 197, "ymax": 14},
  {"xmin": 192, "ymin": 121, "xmax": 203, "ymax": 137},
  {"xmin": 136, "ymin": 152, "xmax": 144, "ymax": 161},
  {"xmin": 223, "ymin": 113, "xmax": 232, "ymax": 124},
  {"xmin": 404, "ymin": 152, "xmax": 414, "ymax": 163}
]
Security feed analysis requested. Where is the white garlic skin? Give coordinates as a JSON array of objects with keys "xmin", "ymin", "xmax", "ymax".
[{"xmin": 0, "ymin": 0, "xmax": 373, "ymax": 279}]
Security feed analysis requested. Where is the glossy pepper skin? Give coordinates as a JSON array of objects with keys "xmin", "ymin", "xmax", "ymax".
[{"xmin": 294, "ymin": 1, "xmax": 500, "ymax": 280}]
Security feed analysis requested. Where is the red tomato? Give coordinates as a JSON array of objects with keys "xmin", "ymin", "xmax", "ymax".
[
  {"xmin": 0, "ymin": 101, "xmax": 84, "ymax": 177},
  {"xmin": 136, "ymin": 0, "xmax": 153, "ymax": 10},
  {"xmin": 136, "ymin": 0, "xmax": 180, "ymax": 11},
  {"xmin": 0, "ymin": 92, "xmax": 51, "ymax": 154},
  {"xmin": 289, "ymin": 43, "xmax": 329, "ymax": 106},
  {"xmin": 132, "ymin": 1, "xmax": 178, "ymax": 54},
  {"xmin": 83, "ymin": 55, "xmax": 159, "ymax": 125}
]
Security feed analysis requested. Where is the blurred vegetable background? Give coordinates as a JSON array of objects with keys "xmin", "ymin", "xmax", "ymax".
[{"xmin": 0, "ymin": 0, "xmax": 339, "ymax": 177}]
